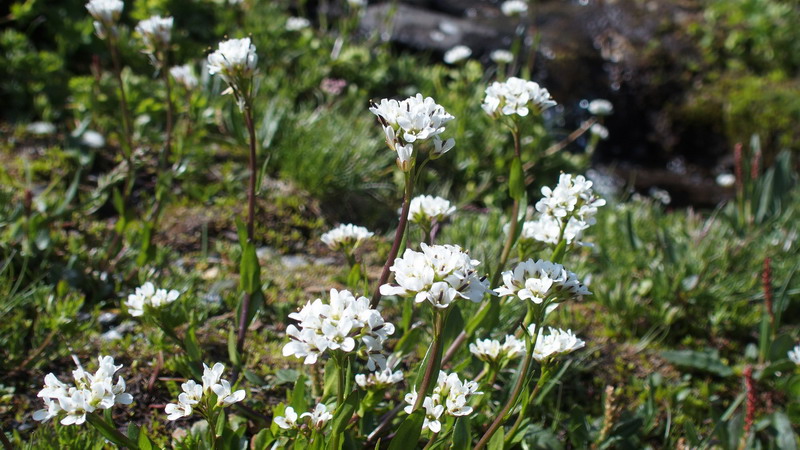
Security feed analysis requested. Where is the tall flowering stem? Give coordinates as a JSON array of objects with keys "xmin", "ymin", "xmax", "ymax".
[
  {"xmin": 237, "ymin": 92, "xmax": 258, "ymax": 358},
  {"xmin": 371, "ymin": 168, "xmax": 414, "ymax": 308},
  {"xmin": 413, "ymin": 311, "xmax": 446, "ymax": 410},
  {"xmin": 491, "ymin": 118, "xmax": 523, "ymax": 288}
]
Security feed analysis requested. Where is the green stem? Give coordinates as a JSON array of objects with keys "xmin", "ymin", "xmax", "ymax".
[
  {"xmin": 504, "ymin": 366, "xmax": 549, "ymax": 444},
  {"xmin": 423, "ymin": 431, "xmax": 439, "ymax": 450},
  {"xmin": 371, "ymin": 166, "xmax": 415, "ymax": 308},
  {"xmin": 331, "ymin": 353, "xmax": 347, "ymax": 450},
  {"xmin": 106, "ymin": 35, "xmax": 135, "ymax": 201},
  {"xmin": 473, "ymin": 307, "xmax": 543, "ymax": 450},
  {"xmin": 413, "ymin": 312, "xmax": 445, "ymax": 410}
]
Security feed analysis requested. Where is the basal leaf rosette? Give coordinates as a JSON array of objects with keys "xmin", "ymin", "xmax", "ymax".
[
  {"xmin": 379, "ymin": 243, "xmax": 491, "ymax": 309},
  {"xmin": 282, "ymin": 289, "xmax": 395, "ymax": 370}
]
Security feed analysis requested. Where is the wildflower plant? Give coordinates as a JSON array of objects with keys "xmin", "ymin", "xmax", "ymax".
[
  {"xmin": 408, "ymin": 195, "xmax": 456, "ymax": 243},
  {"xmin": 321, "ymin": 223, "xmax": 374, "ymax": 290}
]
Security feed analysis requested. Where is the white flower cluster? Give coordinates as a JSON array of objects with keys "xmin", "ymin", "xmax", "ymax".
[
  {"xmin": 528, "ymin": 325, "xmax": 585, "ymax": 361},
  {"xmin": 125, "ymin": 282, "xmax": 179, "ymax": 317},
  {"xmin": 520, "ymin": 173, "xmax": 606, "ymax": 247},
  {"xmin": 369, "ymin": 94, "xmax": 455, "ymax": 171},
  {"xmin": 501, "ymin": 0, "xmax": 528, "ymax": 16},
  {"xmin": 490, "ymin": 49, "xmax": 514, "ymax": 64},
  {"xmin": 165, "ymin": 363, "xmax": 245, "ymax": 420},
  {"xmin": 409, "ymin": 195, "xmax": 456, "ymax": 226},
  {"xmin": 495, "ymin": 259, "xmax": 589, "ymax": 304},
  {"xmin": 170, "ymin": 64, "xmax": 198, "ymax": 89},
  {"xmin": 283, "ymin": 289, "xmax": 395, "ymax": 370},
  {"xmin": 275, "ymin": 403, "xmax": 333, "ymax": 430},
  {"xmin": 33, "ymin": 355, "xmax": 132, "ymax": 426},
  {"xmin": 85, "ymin": 0, "xmax": 123, "ymax": 39},
  {"xmin": 207, "ymin": 37, "xmax": 258, "ymax": 86},
  {"xmin": 444, "ymin": 45, "xmax": 472, "ymax": 64},
  {"xmin": 482, "ymin": 77, "xmax": 556, "ymax": 117},
  {"xmin": 469, "ymin": 335, "xmax": 525, "ymax": 365},
  {"xmin": 286, "ymin": 17, "xmax": 311, "ymax": 31},
  {"xmin": 321, "ymin": 224, "xmax": 374, "ymax": 252},
  {"xmin": 380, "ymin": 243, "xmax": 490, "ymax": 309},
  {"xmin": 355, "ymin": 367, "xmax": 404, "ymax": 390},
  {"xmin": 404, "ymin": 371, "xmax": 482, "ymax": 433},
  {"xmin": 136, "ymin": 15, "xmax": 173, "ymax": 50},
  {"xmin": 588, "ymin": 99, "xmax": 614, "ymax": 116},
  {"xmin": 789, "ymin": 344, "xmax": 800, "ymax": 365}
]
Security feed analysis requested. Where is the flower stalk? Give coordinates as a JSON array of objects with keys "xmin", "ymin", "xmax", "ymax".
[{"xmin": 413, "ymin": 311, "xmax": 446, "ymax": 410}]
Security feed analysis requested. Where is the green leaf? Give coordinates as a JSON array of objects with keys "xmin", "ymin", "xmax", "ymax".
[
  {"xmin": 347, "ymin": 263, "xmax": 362, "ymax": 290},
  {"xmin": 661, "ymin": 348, "xmax": 733, "ymax": 377},
  {"xmin": 184, "ymin": 327, "xmax": 202, "ymax": 362},
  {"xmin": 508, "ymin": 157, "xmax": 525, "ymax": 200},
  {"xmin": 453, "ymin": 417, "xmax": 471, "ymax": 450},
  {"xmin": 549, "ymin": 239, "xmax": 567, "ymax": 264},
  {"xmin": 442, "ymin": 304, "xmax": 464, "ymax": 347},
  {"xmin": 228, "ymin": 328, "xmax": 240, "ymax": 367},
  {"xmin": 137, "ymin": 428, "xmax": 154, "ymax": 450},
  {"xmin": 387, "ymin": 410, "xmax": 424, "ymax": 450},
  {"xmin": 771, "ymin": 412, "xmax": 797, "ymax": 450},
  {"xmin": 488, "ymin": 426, "xmax": 504, "ymax": 450},
  {"xmin": 136, "ymin": 223, "xmax": 154, "ymax": 266},
  {"xmin": 291, "ymin": 373, "xmax": 308, "ymax": 412},
  {"xmin": 239, "ymin": 242, "xmax": 261, "ymax": 294},
  {"xmin": 215, "ymin": 410, "xmax": 226, "ymax": 438},
  {"xmin": 331, "ymin": 391, "xmax": 360, "ymax": 435},
  {"xmin": 251, "ymin": 429, "xmax": 275, "ymax": 450}
]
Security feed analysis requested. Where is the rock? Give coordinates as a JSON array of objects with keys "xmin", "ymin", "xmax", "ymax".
[{"xmin": 281, "ymin": 254, "xmax": 310, "ymax": 269}]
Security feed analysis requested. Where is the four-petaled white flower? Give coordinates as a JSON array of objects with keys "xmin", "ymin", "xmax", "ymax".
[
  {"xmin": 355, "ymin": 366, "xmax": 404, "ymax": 389},
  {"xmin": 588, "ymin": 99, "xmax": 614, "ymax": 116},
  {"xmin": 528, "ymin": 325, "xmax": 586, "ymax": 361},
  {"xmin": 170, "ymin": 64, "xmax": 198, "ymax": 89},
  {"xmin": 469, "ymin": 335, "xmax": 525, "ymax": 365},
  {"xmin": 404, "ymin": 371, "xmax": 482, "ymax": 433},
  {"xmin": 33, "ymin": 355, "xmax": 133, "ymax": 426},
  {"xmin": 370, "ymin": 94, "xmax": 455, "ymax": 170},
  {"xmin": 495, "ymin": 258, "xmax": 589, "ymax": 304},
  {"xmin": 301, "ymin": 403, "xmax": 334, "ymax": 429},
  {"xmin": 165, "ymin": 362, "xmax": 245, "ymax": 421},
  {"xmin": 207, "ymin": 38, "xmax": 258, "ymax": 91},
  {"xmin": 136, "ymin": 15, "xmax": 173, "ymax": 51},
  {"xmin": 380, "ymin": 243, "xmax": 490, "ymax": 309},
  {"xmin": 789, "ymin": 344, "xmax": 800, "ymax": 365},
  {"xmin": 321, "ymin": 224, "xmax": 374, "ymax": 252},
  {"xmin": 408, "ymin": 195, "xmax": 456, "ymax": 227},
  {"xmin": 274, "ymin": 406, "xmax": 299, "ymax": 429},
  {"xmin": 444, "ymin": 45, "xmax": 472, "ymax": 64},
  {"xmin": 501, "ymin": 0, "xmax": 528, "ymax": 16},
  {"xmin": 283, "ymin": 289, "xmax": 395, "ymax": 370},
  {"xmin": 86, "ymin": 0, "xmax": 123, "ymax": 39},
  {"xmin": 125, "ymin": 282, "xmax": 180, "ymax": 317},
  {"xmin": 482, "ymin": 77, "xmax": 556, "ymax": 117}
]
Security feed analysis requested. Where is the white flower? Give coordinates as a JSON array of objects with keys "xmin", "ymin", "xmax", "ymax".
[
  {"xmin": 321, "ymin": 224, "xmax": 374, "ymax": 252},
  {"xmin": 716, "ymin": 173, "xmax": 736, "ymax": 188},
  {"xmin": 409, "ymin": 195, "xmax": 456, "ymax": 226},
  {"xmin": 501, "ymin": 0, "xmax": 528, "ymax": 16},
  {"xmin": 788, "ymin": 345, "xmax": 800, "ymax": 365},
  {"xmin": 301, "ymin": 403, "xmax": 334, "ymax": 429},
  {"xmin": 495, "ymin": 259, "xmax": 589, "ymax": 303},
  {"xmin": 202, "ymin": 362, "xmax": 225, "ymax": 393},
  {"xmin": 207, "ymin": 37, "xmax": 258, "ymax": 86},
  {"xmin": 355, "ymin": 367, "xmax": 404, "ymax": 389},
  {"xmin": 283, "ymin": 289, "xmax": 395, "ymax": 369},
  {"xmin": 274, "ymin": 406, "xmax": 299, "ymax": 429},
  {"xmin": 528, "ymin": 173, "xmax": 606, "ymax": 247},
  {"xmin": 404, "ymin": 371, "xmax": 481, "ymax": 432},
  {"xmin": 380, "ymin": 243, "xmax": 490, "ymax": 309},
  {"xmin": 587, "ymin": 99, "xmax": 613, "ymax": 116},
  {"xmin": 444, "ymin": 45, "xmax": 472, "ymax": 64},
  {"xmin": 286, "ymin": 16, "xmax": 311, "ymax": 31},
  {"xmin": 32, "ymin": 355, "xmax": 131, "ymax": 425},
  {"xmin": 125, "ymin": 282, "xmax": 179, "ymax": 317},
  {"xmin": 490, "ymin": 49, "xmax": 514, "ymax": 64},
  {"xmin": 528, "ymin": 325, "xmax": 585, "ymax": 361},
  {"xmin": 370, "ymin": 94, "xmax": 455, "ymax": 167},
  {"xmin": 136, "ymin": 15, "xmax": 173, "ymax": 50},
  {"xmin": 482, "ymin": 77, "xmax": 556, "ymax": 117},
  {"xmin": 469, "ymin": 334, "xmax": 524, "ymax": 364},
  {"xmin": 86, "ymin": 0, "xmax": 123, "ymax": 39},
  {"xmin": 212, "ymin": 380, "xmax": 246, "ymax": 406},
  {"xmin": 589, "ymin": 123, "xmax": 609, "ymax": 140},
  {"xmin": 170, "ymin": 65, "xmax": 198, "ymax": 89}
]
